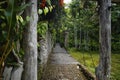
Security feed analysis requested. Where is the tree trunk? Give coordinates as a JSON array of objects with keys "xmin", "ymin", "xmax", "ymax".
[
  {"xmin": 79, "ymin": 27, "xmax": 82, "ymax": 49},
  {"xmin": 22, "ymin": 0, "xmax": 38, "ymax": 80},
  {"xmin": 84, "ymin": 30, "xmax": 87, "ymax": 50},
  {"xmin": 74, "ymin": 25, "xmax": 77, "ymax": 48},
  {"xmin": 64, "ymin": 30, "xmax": 69, "ymax": 48},
  {"xmin": 86, "ymin": 31, "xmax": 89, "ymax": 50},
  {"xmin": 96, "ymin": 0, "xmax": 111, "ymax": 80}
]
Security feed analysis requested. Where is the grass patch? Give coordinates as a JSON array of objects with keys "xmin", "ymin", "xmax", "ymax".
[
  {"xmin": 111, "ymin": 54, "xmax": 120, "ymax": 79},
  {"xmin": 68, "ymin": 48, "xmax": 120, "ymax": 80}
]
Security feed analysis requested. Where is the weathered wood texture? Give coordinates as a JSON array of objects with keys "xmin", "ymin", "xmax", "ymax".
[
  {"xmin": 96, "ymin": 0, "xmax": 111, "ymax": 80},
  {"xmin": 22, "ymin": 0, "xmax": 38, "ymax": 80}
]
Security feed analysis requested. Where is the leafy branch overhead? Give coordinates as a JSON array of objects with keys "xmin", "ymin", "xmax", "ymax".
[{"xmin": 38, "ymin": 0, "xmax": 54, "ymax": 15}]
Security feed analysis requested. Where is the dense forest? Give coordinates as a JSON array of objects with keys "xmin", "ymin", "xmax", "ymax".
[{"xmin": 0, "ymin": 0, "xmax": 120, "ymax": 80}]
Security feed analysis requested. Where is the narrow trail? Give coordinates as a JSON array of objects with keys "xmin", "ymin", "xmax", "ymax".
[{"xmin": 41, "ymin": 43, "xmax": 87, "ymax": 80}]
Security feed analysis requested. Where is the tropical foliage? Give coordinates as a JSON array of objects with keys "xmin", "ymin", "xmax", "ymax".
[
  {"xmin": 0, "ymin": 0, "xmax": 120, "ymax": 79},
  {"xmin": 0, "ymin": 0, "xmax": 31, "ymax": 76}
]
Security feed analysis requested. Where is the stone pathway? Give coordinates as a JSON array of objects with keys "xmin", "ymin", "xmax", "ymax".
[{"xmin": 41, "ymin": 43, "xmax": 87, "ymax": 80}]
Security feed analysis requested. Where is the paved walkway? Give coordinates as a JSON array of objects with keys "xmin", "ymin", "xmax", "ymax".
[{"xmin": 41, "ymin": 43, "xmax": 87, "ymax": 80}]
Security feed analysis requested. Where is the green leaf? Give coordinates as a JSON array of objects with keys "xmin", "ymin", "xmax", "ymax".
[
  {"xmin": 4, "ymin": 10, "xmax": 11, "ymax": 25},
  {"xmin": 4, "ymin": 0, "xmax": 15, "ymax": 27},
  {"xmin": 49, "ymin": 6, "xmax": 53, "ymax": 12},
  {"xmin": 15, "ymin": 2, "xmax": 32, "ymax": 12},
  {"xmin": 0, "ymin": 1, "xmax": 7, "ymax": 5},
  {"xmin": 38, "ymin": 9, "xmax": 43, "ymax": 15},
  {"xmin": 2, "ymin": 31, "xmax": 7, "ymax": 39},
  {"xmin": 16, "ymin": 15, "xmax": 23, "ymax": 23},
  {"xmin": 46, "ymin": 0, "xmax": 51, "ymax": 6},
  {"xmin": 37, "ymin": 22, "xmax": 48, "ymax": 38},
  {"xmin": 22, "ymin": 21, "xmax": 26, "ymax": 26},
  {"xmin": 26, "ymin": 16, "xmax": 30, "ymax": 22},
  {"xmin": 0, "ymin": 9, "xmax": 5, "ymax": 12},
  {"xmin": 1, "ymin": 23, "xmax": 6, "ymax": 28},
  {"xmin": 0, "ymin": 15, "xmax": 5, "ymax": 20},
  {"xmin": 43, "ymin": 7, "xmax": 49, "ymax": 15}
]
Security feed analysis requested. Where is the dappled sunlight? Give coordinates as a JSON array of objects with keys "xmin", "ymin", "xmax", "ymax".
[{"xmin": 64, "ymin": 0, "xmax": 72, "ymax": 4}]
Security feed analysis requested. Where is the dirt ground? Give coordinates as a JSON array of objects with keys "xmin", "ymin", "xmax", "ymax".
[{"xmin": 41, "ymin": 44, "xmax": 87, "ymax": 80}]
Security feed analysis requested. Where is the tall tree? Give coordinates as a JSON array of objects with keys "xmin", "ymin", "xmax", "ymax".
[
  {"xmin": 64, "ymin": 30, "xmax": 69, "ymax": 48},
  {"xmin": 79, "ymin": 27, "xmax": 82, "ymax": 49},
  {"xmin": 96, "ymin": 0, "xmax": 111, "ymax": 80},
  {"xmin": 22, "ymin": 0, "xmax": 38, "ymax": 80},
  {"xmin": 74, "ymin": 24, "xmax": 78, "ymax": 48}
]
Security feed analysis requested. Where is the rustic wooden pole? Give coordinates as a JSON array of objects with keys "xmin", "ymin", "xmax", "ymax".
[
  {"xmin": 96, "ymin": 0, "xmax": 111, "ymax": 80},
  {"xmin": 22, "ymin": 0, "xmax": 38, "ymax": 80}
]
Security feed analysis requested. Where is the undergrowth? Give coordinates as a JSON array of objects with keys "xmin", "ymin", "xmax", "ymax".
[{"xmin": 69, "ymin": 48, "xmax": 120, "ymax": 80}]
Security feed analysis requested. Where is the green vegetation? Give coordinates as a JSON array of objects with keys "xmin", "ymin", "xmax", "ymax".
[
  {"xmin": 69, "ymin": 48, "xmax": 120, "ymax": 80},
  {"xmin": 0, "ymin": 0, "xmax": 120, "ymax": 79},
  {"xmin": 69, "ymin": 48, "xmax": 99, "ymax": 74},
  {"xmin": 111, "ymin": 53, "xmax": 120, "ymax": 79}
]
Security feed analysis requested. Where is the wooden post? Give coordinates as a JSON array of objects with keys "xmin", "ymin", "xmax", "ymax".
[
  {"xmin": 96, "ymin": 0, "xmax": 111, "ymax": 80},
  {"xmin": 22, "ymin": 0, "xmax": 38, "ymax": 80}
]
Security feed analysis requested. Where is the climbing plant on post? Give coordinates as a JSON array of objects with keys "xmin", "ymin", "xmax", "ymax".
[
  {"xmin": 96, "ymin": 0, "xmax": 111, "ymax": 80},
  {"xmin": 22, "ymin": 0, "xmax": 38, "ymax": 80}
]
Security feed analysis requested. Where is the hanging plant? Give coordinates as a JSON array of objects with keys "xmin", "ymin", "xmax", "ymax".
[
  {"xmin": 40, "ymin": 0, "xmax": 46, "ymax": 8},
  {"xmin": 59, "ymin": 0, "xmax": 64, "ymax": 7},
  {"xmin": 38, "ymin": 0, "xmax": 54, "ymax": 16}
]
